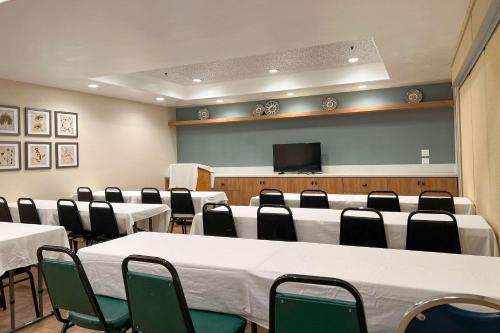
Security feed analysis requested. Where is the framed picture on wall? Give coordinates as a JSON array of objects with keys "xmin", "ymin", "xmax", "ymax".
[
  {"xmin": 0, "ymin": 105, "xmax": 20, "ymax": 136},
  {"xmin": 25, "ymin": 142, "xmax": 51, "ymax": 170},
  {"xmin": 55, "ymin": 111, "xmax": 78, "ymax": 138},
  {"xmin": 55, "ymin": 142, "xmax": 79, "ymax": 168},
  {"xmin": 25, "ymin": 107, "xmax": 51, "ymax": 137},
  {"xmin": 0, "ymin": 141, "xmax": 21, "ymax": 171}
]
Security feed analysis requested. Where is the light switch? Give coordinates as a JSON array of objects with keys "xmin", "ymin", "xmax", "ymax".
[
  {"xmin": 421, "ymin": 157, "xmax": 430, "ymax": 165},
  {"xmin": 421, "ymin": 149, "xmax": 430, "ymax": 157}
]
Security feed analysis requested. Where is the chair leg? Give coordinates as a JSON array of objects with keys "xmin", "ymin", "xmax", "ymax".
[
  {"xmin": 72, "ymin": 240, "xmax": 79, "ymax": 251},
  {"xmin": 0, "ymin": 284, "xmax": 6, "ymax": 310},
  {"xmin": 25, "ymin": 269, "xmax": 40, "ymax": 317},
  {"xmin": 60, "ymin": 321, "xmax": 72, "ymax": 333},
  {"xmin": 149, "ymin": 217, "xmax": 153, "ymax": 232},
  {"xmin": 251, "ymin": 322, "xmax": 258, "ymax": 333}
]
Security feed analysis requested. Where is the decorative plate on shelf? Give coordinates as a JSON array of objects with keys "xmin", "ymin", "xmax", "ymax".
[
  {"xmin": 198, "ymin": 108, "xmax": 210, "ymax": 120},
  {"xmin": 264, "ymin": 100, "xmax": 280, "ymax": 115},
  {"xmin": 322, "ymin": 96, "xmax": 338, "ymax": 111},
  {"xmin": 252, "ymin": 104, "xmax": 266, "ymax": 116},
  {"xmin": 406, "ymin": 89, "xmax": 423, "ymax": 103}
]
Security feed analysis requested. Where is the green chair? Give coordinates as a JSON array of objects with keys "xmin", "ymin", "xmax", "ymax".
[
  {"xmin": 269, "ymin": 274, "xmax": 368, "ymax": 333},
  {"xmin": 122, "ymin": 254, "xmax": 246, "ymax": 333},
  {"xmin": 37, "ymin": 245, "xmax": 130, "ymax": 333}
]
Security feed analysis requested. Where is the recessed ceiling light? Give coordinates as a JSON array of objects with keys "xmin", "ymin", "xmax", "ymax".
[
  {"xmin": 88, "ymin": 83, "xmax": 99, "ymax": 89},
  {"xmin": 192, "ymin": 78, "xmax": 202, "ymax": 83},
  {"xmin": 358, "ymin": 85, "xmax": 367, "ymax": 89},
  {"xmin": 348, "ymin": 57, "xmax": 359, "ymax": 63},
  {"xmin": 216, "ymin": 99, "xmax": 224, "ymax": 103},
  {"xmin": 268, "ymin": 69, "xmax": 279, "ymax": 74},
  {"xmin": 156, "ymin": 97, "xmax": 165, "ymax": 101},
  {"xmin": 286, "ymin": 92, "xmax": 295, "ymax": 96}
]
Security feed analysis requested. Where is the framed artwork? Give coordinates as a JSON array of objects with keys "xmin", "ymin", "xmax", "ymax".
[
  {"xmin": 25, "ymin": 142, "xmax": 51, "ymax": 170},
  {"xmin": 55, "ymin": 142, "xmax": 79, "ymax": 168},
  {"xmin": 0, "ymin": 141, "xmax": 21, "ymax": 171},
  {"xmin": 25, "ymin": 107, "xmax": 51, "ymax": 137},
  {"xmin": 55, "ymin": 111, "xmax": 78, "ymax": 138},
  {"xmin": 0, "ymin": 105, "xmax": 20, "ymax": 136}
]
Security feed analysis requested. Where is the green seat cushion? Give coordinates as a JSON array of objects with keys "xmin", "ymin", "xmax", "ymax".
[
  {"xmin": 190, "ymin": 309, "xmax": 246, "ymax": 333},
  {"xmin": 69, "ymin": 295, "xmax": 129, "ymax": 331}
]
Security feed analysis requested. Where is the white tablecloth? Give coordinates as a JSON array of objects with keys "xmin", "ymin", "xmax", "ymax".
[
  {"xmin": 77, "ymin": 233, "xmax": 500, "ymax": 333},
  {"xmin": 190, "ymin": 206, "xmax": 498, "ymax": 257},
  {"xmin": 74, "ymin": 191, "xmax": 228, "ymax": 214},
  {"xmin": 0, "ymin": 222, "xmax": 69, "ymax": 276},
  {"xmin": 249, "ymin": 193, "xmax": 476, "ymax": 214},
  {"xmin": 8, "ymin": 200, "xmax": 171, "ymax": 235}
]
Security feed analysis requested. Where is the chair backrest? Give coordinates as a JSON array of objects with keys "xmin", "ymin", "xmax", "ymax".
[
  {"xmin": 269, "ymin": 274, "xmax": 368, "ymax": 333},
  {"xmin": 300, "ymin": 190, "xmax": 329, "ymax": 209},
  {"xmin": 17, "ymin": 198, "xmax": 40, "ymax": 224},
  {"xmin": 340, "ymin": 208, "xmax": 387, "ymax": 248},
  {"xmin": 406, "ymin": 210, "xmax": 461, "ymax": 254},
  {"xmin": 367, "ymin": 191, "xmax": 401, "ymax": 212},
  {"xmin": 397, "ymin": 294, "xmax": 500, "ymax": 333},
  {"xmin": 0, "ymin": 196, "xmax": 13, "ymax": 222},
  {"xmin": 170, "ymin": 188, "xmax": 195, "ymax": 216},
  {"xmin": 105, "ymin": 187, "xmax": 124, "ymax": 203},
  {"xmin": 37, "ymin": 245, "xmax": 112, "ymax": 332},
  {"xmin": 122, "ymin": 255, "xmax": 195, "ymax": 333},
  {"xmin": 418, "ymin": 190, "xmax": 455, "ymax": 214},
  {"xmin": 202, "ymin": 203, "xmax": 237, "ymax": 238},
  {"xmin": 77, "ymin": 187, "xmax": 94, "ymax": 202},
  {"xmin": 257, "ymin": 204, "xmax": 297, "ymax": 241},
  {"xmin": 260, "ymin": 189, "xmax": 286, "ymax": 206},
  {"xmin": 89, "ymin": 201, "xmax": 120, "ymax": 238},
  {"xmin": 141, "ymin": 188, "xmax": 162, "ymax": 204},
  {"xmin": 57, "ymin": 199, "xmax": 85, "ymax": 234}
]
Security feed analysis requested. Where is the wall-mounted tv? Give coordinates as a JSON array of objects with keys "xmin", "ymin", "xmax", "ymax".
[{"xmin": 273, "ymin": 142, "xmax": 322, "ymax": 173}]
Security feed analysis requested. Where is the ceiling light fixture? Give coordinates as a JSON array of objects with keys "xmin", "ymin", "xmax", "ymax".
[
  {"xmin": 348, "ymin": 57, "xmax": 359, "ymax": 63},
  {"xmin": 216, "ymin": 99, "xmax": 224, "ymax": 103},
  {"xmin": 192, "ymin": 78, "xmax": 202, "ymax": 83},
  {"xmin": 156, "ymin": 97, "xmax": 165, "ymax": 101},
  {"xmin": 358, "ymin": 85, "xmax": 367, "ymax": 89},
  {"xmin": 286, "ymin": 92, "xmax": 295, "ymax": 96},
  {"xmin": 268, "ymin": 69, "xmax": 279, "ymax": 74},
  {"xmin": 88, "ymin": 83, "xmax": 99, "ymax": 89}
]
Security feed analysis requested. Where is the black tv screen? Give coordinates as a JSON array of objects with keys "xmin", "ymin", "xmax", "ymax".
[{"xmin": 273, "ymin": 142, "xmax": 322, "ymax": 173}]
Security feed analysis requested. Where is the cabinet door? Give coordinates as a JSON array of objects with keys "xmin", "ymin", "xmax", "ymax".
[
  {"xmin": 420, "ymin": 177, "xmax": 458, "ymax": 196},
  {"xmin": 284, "ymin": 178, "xmax": 319, "ymax": 193},
  {"xmin": 342, "ymin": 178, "xmax": 388, "ymax": 194},
  {"xmin": 386, "ymin": 178, "xmax": 422, "ymax": 195},
  {"xmin": 316, "ymin": 178, "xmax": 344, "ymax": 194}
]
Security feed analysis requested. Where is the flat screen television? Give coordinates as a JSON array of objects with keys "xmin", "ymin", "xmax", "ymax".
[{"xmin": 273, "ymin": 142, "xmax": 322, "ymax": 173}]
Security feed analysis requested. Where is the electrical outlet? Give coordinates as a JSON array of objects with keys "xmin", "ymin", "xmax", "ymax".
[
  {"xmin": 421, "ymin": 149, "xmax": 430, "ymax": 157},
  {"xmin": 421, "ymin": 157, "xmax": 430, "ymax": 165}
]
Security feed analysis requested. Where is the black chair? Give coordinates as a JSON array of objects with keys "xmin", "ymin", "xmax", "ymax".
[
  {"xmin": 367, "ymin": 191, "xmax": 401, "ymax": 212},
  {"xmin": 77, "ymin": 187, "xmax": 94, "ymax": 202},
  {"xmin": 202, "ymin": 203, "xmax": 237, "ymax": 238},
  {"xmin": 340, "ymin": 208, "xmax": 387, "ymax": 248},
  {"xmin": 89, "ymin": 201, "xmax": 125, "ymax": 244},
  {"xmin": 418, "ymin": 191, "xmax": 456, "ymax": 214},
  {"xmin": 0, "ymin": 196, "xmax": 13, "ymax": 222},
  {"xmin": 170, "ymin": 188, "xmax": 195, "ymax": 234},
  {"xmin": 406, "ymin": 210, "xmax": 461, "ymax": 254},
  {"xmin": 0, "ymin": 268, "xmax": 40, "ymax": 315},
  {"xmin": 141, "ymin": 188, "xmax": 163, "ymax": 231},
  {"xmin": 260, "ymin": 189, "xmax": 285, "ymax": 206},
  {"xmin": 257, "ymin": 204, "xmax": 297, "ymax": 241},
  {"xmin": 105, "ymin": 187, "xmax": 124, "ymax": 203},
  {"xmin": 57, "ymin": 199, "xmax": 91, "ymax": 250},
  {"xmin": 269, "ymin": 274, "xmax": 368, "ymax": 333},
  {"xmin": 17, "ymin": 198, "xmax": 41, "ymax": 224},
  {"xmin": 300, "ymin": 190, "xmax": 329, "ymax": 209}
]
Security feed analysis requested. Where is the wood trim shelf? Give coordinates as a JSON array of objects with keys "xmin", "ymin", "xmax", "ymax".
[{"xmin": 169, "ymin": 100, "xmax": 454, "ymax": 127}]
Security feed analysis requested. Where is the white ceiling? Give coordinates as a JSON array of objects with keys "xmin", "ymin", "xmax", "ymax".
[{"xmin": 0, "ymin": 0, "xmax": 468, "ymax": 107}]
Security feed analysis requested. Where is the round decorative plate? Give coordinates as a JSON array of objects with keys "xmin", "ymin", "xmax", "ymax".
[
  {"xmin": 264, "ymin": 100, "xmax": 280, "ymax": 115},
  {"xmin": 406, "ymin": 89, "xmax": 423, "ymax": 103},
  {"xmin": 198, "ymin": 108, "xmax": 210, "ymax": 120},
  {"xmin": 252, "ymin": 104, "xmax": 266, "ymax": 116},
  {"xmin": 322, "ymin": 96, "xmax": 338, "ymax": 111}
]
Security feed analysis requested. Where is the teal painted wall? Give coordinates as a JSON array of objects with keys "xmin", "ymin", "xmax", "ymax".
[{"xmin": 176, "ymin": 83, "xmax": 455, "ymax": 166}]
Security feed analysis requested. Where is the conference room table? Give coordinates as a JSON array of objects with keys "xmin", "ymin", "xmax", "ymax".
[
  {"xmin": 190, "ymin": 206, "xmax": 499, "ymax": 257},
  {"xmin": 8, "ymin": 200, "xmax": 171, "ymax": 234},
  {"xmin": 77, "ymin": 233, "xmax": 500, "ymax": 333},
  {"xmin": 0, "ymin": 222, "xmax": 69, "ymax": 332},
  {"xmin": 249, "ymin": 193, "xmax": 476, "ymax": 214},
  {"xmin": 74, "ymin": 190, "xmax": 228, "ymax": 214}
]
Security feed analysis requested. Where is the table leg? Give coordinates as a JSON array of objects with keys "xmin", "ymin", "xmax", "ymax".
[
  {"xmin": 38, "ymin": 265, "xmax": 43, "ymax": 317},
  {"xmin": 149, "ymin": 217, "xmax": 153, "ymax": 231},
  {"xmin": 8, "ymin": 270, "xmax": 15, "ymax": 331}
]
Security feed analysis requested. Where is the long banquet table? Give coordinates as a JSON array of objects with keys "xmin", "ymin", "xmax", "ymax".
[
  {"xmin": 77, "ymin": 233, "xmax": 500, "ymax": 333},
  {"xmin": 190, "ymin": 206, "xmax": 499, "ymax": 256},
  {"xmin": 8, "ymin": 200, "xmax": 171, "ymax": 234},
  {"xmin": 249, "ymin": 193, "xmax": 476, "ymax": 214},
  {"xmin": 74, "ymin": 190, "xmax": 228, "ymax": 214}
]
